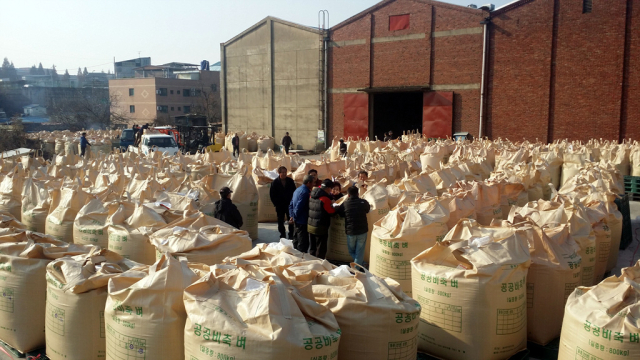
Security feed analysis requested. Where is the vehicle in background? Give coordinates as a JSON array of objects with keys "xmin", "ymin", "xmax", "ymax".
[
  {"xmin": 133, "ymin": 134, "xmax": 179, "ymax": 156},
  {"xmin": 174, "ymin": 114, "xmax": 222, "ymax": 154},
  {"xmin": 119, "ymin": 129, "xmax": 135, "ymax": 150}
]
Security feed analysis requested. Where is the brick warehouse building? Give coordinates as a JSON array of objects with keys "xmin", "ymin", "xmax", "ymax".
[{"xmin": 221, "ymin": 0, "xmax": 640, "ymax": 147}]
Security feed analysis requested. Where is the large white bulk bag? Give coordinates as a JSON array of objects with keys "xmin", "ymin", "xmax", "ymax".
[
  {"xmin": 558, "ymin": 260, "xmax": 640, "ymax": 360},
  {"xmin": 73, "ymin": 198, "xmax": 109, "ymax": 248},
  {"xmin": 105, "ymin": 255, "xmax": 205, "ymax": 360},
  {"xmin": 21, "ymin": 177, "xmax": 50, "ymax": 233},
  {"xmin": 0, "ymin": 242, "xmax": 92, "ymax": 352},
  {"xmin": 46, "ymin": 185, "xmax": 90, "ymax": 242},
  {"xmin": 411, "ymin": 220, "xmax": 531, "ymax": 360},
  {"xmin": 370, "ymin": 199, "xmax": 449, "ymax": 296},
  {"xmin": 45, "ymin": 248, "xmax": 139, "ymax": 360},
  {"xmin": 312, "ymin": 265, "xmax": 421, "ymax": 360},
  {"xmin": 184, "ymin": 268, "xmax": 342, "ymax": 360},
  {"xmin": 149, "ymin": 213, "xmax": 252, "ymax": 265}
]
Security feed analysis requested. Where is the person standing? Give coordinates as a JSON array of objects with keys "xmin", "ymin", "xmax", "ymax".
[
  {"xmin": 289, "ymin": 175, "xmax": 314, "ymax": 252},
  {"xmin": 356, "ymin": 170, "xmax": 369, "ymax": 190},
  {"xmin": 335, "ymin": 186, "xmax": 371, "ymax": 265},
  {"xmin": 339, "ymin": 138, "xmax": 347, "ymax": 158},
  {"xmin": 80, "ymin": 132, "xmax": 92, "ymax": 158},
  {"xmin": 281, "ymin": 132, "xmax": 293, "ymax": 155},
  {"xmin": 308, "ymin": 169, "xmax": 322, "ymax": 187},
  {"xmin": 331, "ymin": 182, "xmax": 344, "ymax": 201},
  {"xmin": 307, "ymin": 179, "xmax": 336, "ymax": 259},
  {"xmin": 270, "ymin": 166, "xmax": 296, "ymax": 239},
  {"xmin": 232, "ymin": 133, "xmax": 240, "ymax": 157},
  {"xmin": 213, "ymin": 187, "xmax": 243, "ymax": 229}
]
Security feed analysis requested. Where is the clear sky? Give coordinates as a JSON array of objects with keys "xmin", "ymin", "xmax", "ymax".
[{"xmin": 1, "ymin": 0, "xmax": 512, "ymax": 74}]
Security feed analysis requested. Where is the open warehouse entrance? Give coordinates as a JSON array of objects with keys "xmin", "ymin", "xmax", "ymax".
[{"xmin": 371, "ymin": 91, "xmax": 423, "ymax": 141}]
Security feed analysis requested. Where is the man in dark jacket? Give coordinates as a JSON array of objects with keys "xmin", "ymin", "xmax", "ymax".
[
  {"xmin": 339, "ymin": 139, "xmax": 347, "ymax": 158},
  {"xmin": 213, "ymin": 187, "xmax": 243, "ymax": 229},
  {"xmin": 307, "ymin": 179, "xmax": 336, "ymax": 259},
  {"xmin": 232, "ymin": 133, "xmax": 240, "ymax": 157},
  {"xmin": 270, "ymin": 166, "xmax": 296, "ymax": 239},
  {"xmin": 289, "ymin": 175, "xmax": 314, "ymax": 252},
  {"xmin": 335, "ymin": 186, "xmax": 371, "ymax": 265},
  {"xmin": 281, "ymin": 132, "xmax": 293, "ymax": 154},
  {"xmin": 80, "ymin": 132, "xmax": 91, "ymax": 157}
]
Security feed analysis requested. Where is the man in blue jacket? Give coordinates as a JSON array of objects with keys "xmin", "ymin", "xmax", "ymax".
[
  {"xmin": 289, "ymin": 175, "xmax": 315, "ymax": 252},
  {"xmin": 80, "ymin": 132, "xmax": 91, "ymax": 157}
]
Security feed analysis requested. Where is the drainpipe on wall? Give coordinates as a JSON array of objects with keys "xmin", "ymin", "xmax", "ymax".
[
  {"xmin": 478, "ymin": 16, "xmax": 491, "ymax": 139},
  {"xmin": 319, "ymin": 10, "xmax": 329, "ymax": 150},
  {"xmin": 323, "ymin": 31, "xmax": 328, "ymax": 149}
]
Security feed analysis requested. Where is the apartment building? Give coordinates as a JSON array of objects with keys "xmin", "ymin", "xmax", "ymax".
[{"xmin": 109, "ymin": 70, "xmax": 220, "ymax": 125}]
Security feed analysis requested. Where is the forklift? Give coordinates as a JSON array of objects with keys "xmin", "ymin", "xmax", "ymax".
[{"xmin": 173, "ymin": 114, "xmax": 223, "ymax": 154}]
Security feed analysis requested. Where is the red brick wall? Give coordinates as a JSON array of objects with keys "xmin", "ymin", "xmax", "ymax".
[
  {"xmin": 328, "ymin": 0, "xmax": 640, "ymax": 142},
  {"xmin": 551, "ymin": 0, "xmax": 627, "ymax": 142},
  {"xmin": 328, "ymin": 0, "xmax": 485, "ymax": 139},
  {"xmin": 370, "ymin": 0, "xmax": 432, "ymax": 87},
  {"xmin": 486, "ymin": 0, "xmax": 555, "ymax": 142}
]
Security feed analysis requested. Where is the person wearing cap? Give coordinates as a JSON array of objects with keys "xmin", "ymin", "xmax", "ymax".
[
  {"xmin": 213, "ymin": 187, "xmax": 243, "ymax": 229},
  {"xmin": 270, "ymin": 166, "xmax": 296, "ymax": 239},
  {"xmin": 80, "ymin": 132, "xmax": 91, "ymax": 157},
  {"xmin": 289, "ymin": 175, "xmax": 314, "ymax": 252},
  {"xmin": 307, "ymin": 179, "xmax": 336, "ymax": 259},
  {"xmin": 339, "ymin": 139, "xmax": 347, "ymax": 158},
  {"xmin": 335, "ymin": 186, "xmax": 370, "ymax": 265}
]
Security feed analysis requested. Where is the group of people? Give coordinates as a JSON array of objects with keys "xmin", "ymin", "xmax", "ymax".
[
  {"xmin": 337, "ymin": 130, "xmax": 394, "ymax": 158},
  {"xmin": 272, "ymin": 167, "xmax": 371, "ymax": 265},
  {"xmin": 211, "ymin": 166, "xmax": 372, "ymax": 265},
  {"xmin": 229, "ymin": 132, "xmax": 294, "ymax": 158},
  {"xmin": 132, "ymin": 123, "xmax": 150, "ymax": 147}
]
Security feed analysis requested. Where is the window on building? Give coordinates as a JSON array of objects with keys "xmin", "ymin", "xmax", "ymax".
[
  {"xmin": 156, "ymin": 88, "xmax": 168, "ymax": 96},
  {"xmin": 193, "ymin": 89, "xmax": 201, "ymax": 97},
  {"xmin": 129, "ymin": 105, "xmax": 135, "ymax": 113},
  {"xmin": 129, "ymin": 88, "xmax": 134, "ymax": 96},
  {"xmin": 157, "ymin": 105, "xmax": 168, "ymax": 113},
  {"xmin": 177, "ymin": 90, "xmax": 181, "ymax": 94},
  {"xmin": 170, "ymin": 90, "xmax": 174, "ymax": 94},
  {"xmin": 183, "ymin": 106, "xmax": 190, "ymax": 114},
  {"xmin": 389, "ymin": 14, "xmax": 410, "ymax": 31},
  {"xmin": 178, "ymin": 107, "xmax": 182, "ymax": 111},
  {"xmin": 583, "ymin": 0, "xmax": 592, "ymax": 13},
  {"xmin": 171, "ymin": 107, "xmax": 174, "ymax": 111},
  {"xmin": 211, "ymin": 84, "xmax": 217, "ymax": 92},
  {"xmin": 183, "ymin": 89, "xmax": 191, "ymax": 97}
]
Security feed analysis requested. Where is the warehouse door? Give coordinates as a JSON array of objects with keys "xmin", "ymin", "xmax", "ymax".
[
  {"xmin": 343, "ymin": 93, "xmax": 369, "ymax": 139},
  {"xmin": 423, "ymin": 91, "xmax": 453, "ymax": 139},
  {"xmin": 372, "ymin": 91, "xmax": 423, "ymax": 141}
]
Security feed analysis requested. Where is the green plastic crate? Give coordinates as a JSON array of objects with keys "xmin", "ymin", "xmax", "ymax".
[{"xmin": 624, "ymin": 176, "xmax": 640, "ymax": 200}]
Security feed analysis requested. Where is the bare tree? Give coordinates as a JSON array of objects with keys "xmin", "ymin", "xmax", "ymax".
[
  {"xmin": 49, "ymin": 89, "xmax": 131, "ymax": 131},
  {"xmin": 0, "ymin": 117, "xmax": 26, "ymax": 152},
  {"xmin": 189, "ymin": 84, "xmax": 221, "ymax": 124}
]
